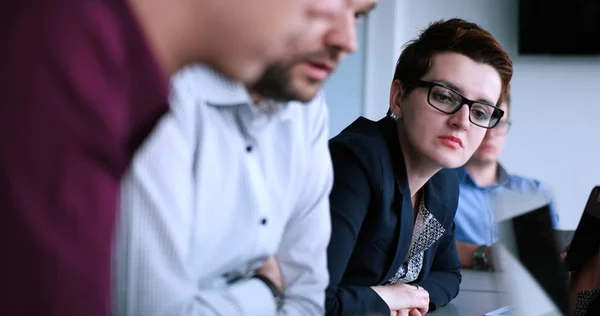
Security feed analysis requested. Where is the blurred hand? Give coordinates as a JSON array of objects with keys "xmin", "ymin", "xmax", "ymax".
[
  {"xmin": 409, "ymin": 309, "xmax": 423, "ymax": 316},
  {"xmin": 560, "ymin": 244, "xmax": 570, "ymax": 262},
  {"xmin": 371, "ymin": 283, "xmax": 429, "ymax": 315},
  {"xmin": 393, "ymin": 309, "xmax": 423, "ymax": 316},
  {"xmin": 487, "ymin": 243, "xmax": 507, "ymax": 271},
  {"xmin": 255, "ymin": 256, "xmax": 284, "ymax": 292}
]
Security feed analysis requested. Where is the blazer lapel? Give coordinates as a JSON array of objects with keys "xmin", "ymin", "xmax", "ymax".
[
  {"xmin": 416, "ymin": 174, "xmax": 447, "ymax": 279},
  {"xmin": 377, "ymin": 117, "xmax": 417, "ymax": 283},
  {"xmin": 424, "ymin": 173, "xmax": 448, "ymax": 226},
  {"xmin": 381, "ymin": 183, "xmax": 416, "ymax": 283}
]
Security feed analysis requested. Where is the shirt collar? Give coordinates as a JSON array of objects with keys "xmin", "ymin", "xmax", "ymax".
[
  {"xmin": 252, "ymin": 99, "xmax": 295, "ymax": 121},
  {"xmin": 378, "ymin": 116, "xmax": 410, "ymax": 195},
  {"xmin": 197, "ymin": 66, "xmax": 251, "ymax": 106},
  {"xmin": 459, "ymin": 163, "xmax": 510, "ymax": 188},
  {"xmin": 196, "ymin": 66, "xmax": 294, "ymax": 120},
  {"xmin": 496, "ymin": 163, "xmax": 509, "ymax": 185}
]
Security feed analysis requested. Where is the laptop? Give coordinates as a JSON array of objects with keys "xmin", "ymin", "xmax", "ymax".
[
  {"xmin": 489, "ymin": 186, "xmax": 600, "ymax": 316},
  {"xmin": 493, "ymin": 190, "xmax": 569, "ymax": 316},
  {"xmin": 562, "ymin": 186, "xmax": 600, "ymax": 315},
  {"xmin": 564, "ymin": 186, "xmax": 600, "ymax": 273},
  {"xmin": 485, "ymin": 305, "xmax": 515, "ymax": 316}
]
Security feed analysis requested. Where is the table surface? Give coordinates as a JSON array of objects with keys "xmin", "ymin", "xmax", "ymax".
[
  {"xmin": 428, "ymin": 270, "xmax": 563, "ymax": 316},
  {"xmin": 427, "ymin": 230, "xmax": 574, "ymax": 315},
  {"xmin": 429, "ymin": 289, "xmax": 509, "ymax": 316},
  {"xmin": 457, "ymin": 270, "xmax": 506, "ymax": 292}
]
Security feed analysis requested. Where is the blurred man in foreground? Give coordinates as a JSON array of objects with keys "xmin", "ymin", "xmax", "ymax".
[
  {"xmin": 0, "ymin": 0, "xmax": 345, "ymax": 314},
  {"xmin": 114, "ymin": 1, "xmax": 378, "ymax": 315}
]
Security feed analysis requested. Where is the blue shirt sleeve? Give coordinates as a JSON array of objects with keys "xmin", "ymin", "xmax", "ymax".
[{"xmin": 537, "ymin": 182, "xmax": 559, "ymax": 228}]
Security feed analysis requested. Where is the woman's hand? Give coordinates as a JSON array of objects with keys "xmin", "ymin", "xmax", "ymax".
[
  {"xmin": 391, "ymin": 308, "xmax": 424, "ymax": 316},
  {"xmin": 371, "ymin": 283, "xmax": 429, "ymax": 314}
]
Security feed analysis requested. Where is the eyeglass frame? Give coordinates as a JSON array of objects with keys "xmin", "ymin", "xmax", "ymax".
[
  {"xmin": 408, "ymin": 80, "xmax": 505, "ymax": 129},
  {"xmin": 489, "ymin": 120, "xmax": 512, "ymax": 136}
]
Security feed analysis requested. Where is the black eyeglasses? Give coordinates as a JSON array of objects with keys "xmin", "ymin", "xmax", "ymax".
[
  {"xmin": 490, "ymin": 120, "xmax": 512, "ymax": 135},
  {"xmin": 411, "ymin": 80, "xmax": 505, "ymax": 129}
]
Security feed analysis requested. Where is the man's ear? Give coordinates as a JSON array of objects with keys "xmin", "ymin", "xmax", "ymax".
[{"xmin": 389, "ymin": 80, "xmax": 406, "ymax": 118}]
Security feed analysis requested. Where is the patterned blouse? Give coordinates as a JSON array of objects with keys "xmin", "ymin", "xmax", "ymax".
[{"xmin": 387, "ymin": 198, "xmax": 446, "ymax": 284}]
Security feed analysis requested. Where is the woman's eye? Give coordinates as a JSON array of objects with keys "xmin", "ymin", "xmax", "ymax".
[
  {"xmin": 433, "ymin": 92, "xmax": 454, "ymax": 103},
  {"xmin": 471, "ymin": 107, "xmax": 490, "ymax": 120}
]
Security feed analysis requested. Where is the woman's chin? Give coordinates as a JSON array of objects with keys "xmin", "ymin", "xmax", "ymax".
[{"xmin": 433, "ymin": 156, "xmax": 465, "ymax": 169}]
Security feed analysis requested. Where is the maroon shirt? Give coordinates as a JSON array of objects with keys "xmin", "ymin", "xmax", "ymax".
[{"xmin": 0, "ymin": 1, "xmax": 169, "ymax": 315}]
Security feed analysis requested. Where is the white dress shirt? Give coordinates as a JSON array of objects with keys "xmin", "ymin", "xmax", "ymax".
[{"xmin": 112, "ymin": 65, "xmax": 333, "ymax": 316}]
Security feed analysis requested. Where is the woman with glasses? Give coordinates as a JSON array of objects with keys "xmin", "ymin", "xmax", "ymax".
[{"xmin": 325, "ymin": 18, "xmax": 513, "ymax": 316}]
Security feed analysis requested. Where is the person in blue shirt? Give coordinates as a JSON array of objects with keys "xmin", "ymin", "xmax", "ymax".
[{"xmin": 454, "ymin": 94, "xmax": 559, "ymax": 270}]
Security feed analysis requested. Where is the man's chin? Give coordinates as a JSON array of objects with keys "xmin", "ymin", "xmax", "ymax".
[
  {"xmin": 290, "ymin": 82, "xmax": 323, "ymax": 103},
  {"xmin": 297, "ymin": 90, "xmax": 320, "ymax": 103},
  {"xmin": 469, "ymin": 155, "xmax": 498, "ymax": 166}
]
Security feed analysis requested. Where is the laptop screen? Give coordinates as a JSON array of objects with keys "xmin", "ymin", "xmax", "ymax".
[
  {"xmin": 500, "ymin": 203, "xmax": 569, "ymax": 315},
  {"xmin": 564, "ymin": 186, "xmax": 600, "ymax": 273},
  {"xmin": 494, "ymin": 190, "xmax": 570, "ymax": 315}
]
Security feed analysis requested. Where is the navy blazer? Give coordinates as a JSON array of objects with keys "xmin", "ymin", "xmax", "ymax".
[{"xmin": 325, "ymin": 116, "xmax": 462, "ymax": 316}]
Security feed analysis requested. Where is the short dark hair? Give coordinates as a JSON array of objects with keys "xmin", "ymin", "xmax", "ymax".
[{"xmin": 393, "ymin": 18, "xmax": 513, "ymax": 106}]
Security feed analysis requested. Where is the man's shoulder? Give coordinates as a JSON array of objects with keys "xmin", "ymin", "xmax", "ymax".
[
  {"xmin": 172, "ymin": 64, "xmax": 229, "ymax": 86},
  {"xmin": 288, "ymin": 90, "xmax": 328, "ymax": 117},
  {"xmin": 281, "ymin": 90, "xmax": 330, "ymax": 140},
  {"xmin": 171, "ymin": 65, "xmax": 249, "ymax": 105},
  {"xmin": 2, "ymin": 0, "xmax": 169, "ymax": 160},
  {"xmin": 506, "ymin": 173, "xmax": 547, "ymax": 193}
]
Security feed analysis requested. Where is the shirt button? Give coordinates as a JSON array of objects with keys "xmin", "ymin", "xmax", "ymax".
[
  {"xmin": 261, "ymin": 218, "xmax": 267, "ymax": 225},
  {"xmin": 246, "ymin": 145, "xmax": 253, "ymax": 153}
]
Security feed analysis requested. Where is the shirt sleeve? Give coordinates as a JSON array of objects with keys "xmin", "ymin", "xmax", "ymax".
[
  {"xmin": 113, "ymin": 91, "xmax": 278, "ymax": 316},
  {"xmin": 274, "ymin": 93, "xmax": 334, "ymax": 316},
  {"xmin": 537, "ymin": 182, "xmax": 559, "ymax": 227}
]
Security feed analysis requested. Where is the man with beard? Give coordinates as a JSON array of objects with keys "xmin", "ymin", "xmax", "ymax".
[
  {"xmin": 113, "ymin": 1, "xmax": 378, "ymax": 315},
  {"xmin": 0, "ymin": 0, "xmax": 346, "ymax": 315}
]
